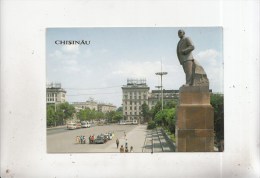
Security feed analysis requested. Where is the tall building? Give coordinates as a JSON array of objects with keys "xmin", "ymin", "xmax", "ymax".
[
  {"xmin": 46, "ymin": 83, "xmax": 66, "ymax": 104},
  {"xmin": 122, "ymin": 78, "xmax": 149, "ymax": 124},
  {"xmin": 148, "ymin": 89, "xmax": 179, "ymax": 109}
]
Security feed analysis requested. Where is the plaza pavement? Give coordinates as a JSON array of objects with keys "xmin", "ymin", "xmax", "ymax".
[{"xmin": 104, "ymin": 124, "xmax": 148, "ymax": 153}]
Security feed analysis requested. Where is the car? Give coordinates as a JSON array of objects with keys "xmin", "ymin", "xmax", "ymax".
[
  {"xmin": 105, "ymin": 132, "xmax": 113, "ymax": 140},
  {"xmin": 94, "ymin": 135, "xmax": 105, "ymax": 144},
  {"xmin": 81, "ymin": 121, "xmax": 91, "ymax": 128},
  {"xmin": 67, "ymin": 123, "xmax": 77, "ymax": 130},
  {"xmin": 76, "ymin": 122, "xmax": 82, "ymax": 129}
]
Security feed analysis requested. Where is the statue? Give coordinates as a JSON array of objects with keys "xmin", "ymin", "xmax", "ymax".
[{"xmin": 176, "ymin": 29, "xmax": 209, "ymax": 86}]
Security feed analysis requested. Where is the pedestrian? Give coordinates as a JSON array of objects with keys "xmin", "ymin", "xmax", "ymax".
[
  {"xmin": 120, "ymin": 145, "xmax": 124, "ymax": 153},
  {"xmin": 125, "ymin": 147, "xmax": 128, "ymax": 153},
  {"xmin": 130, "ymin": 146, "xmax": 134, "ymax": 152},
  {"xmin": 89, "ymin": 135, "xmax": 91, "ymax": 144},
  {"xmin": 76, "ymin": 136, "xmax": 80, "ymax": 144},
  {"xmin": 125, "ymin": 139, "xmax": 128, "ymax": 148},
  {"xmin": 116, "ymin": 138, "xmax": 119, "ymax": 148},
  {"xmin": 83, "ymin": 136, "xmax": 86, "ymax": 144}
]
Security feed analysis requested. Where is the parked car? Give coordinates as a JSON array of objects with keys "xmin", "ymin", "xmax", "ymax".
[
  {"xmin": 76, "ymin": 122, "xmax": 82, "ymax": 129},
  {"xmin": 81, "ymin": 121, "xmax": 91, "ymax": 128},
  {"xmin": 105, "ymin": 132, "xmax": 113, "ymax": 140},
  {"xmin": 67, "ymin": 123, "xmax": 77, "ymax": 130},
  {"xmin": 94, "ymin": 135, "xmax": 105, "ymax": 144}
]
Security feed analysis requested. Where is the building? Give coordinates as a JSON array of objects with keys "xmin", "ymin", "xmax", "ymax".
[
  {"xmin": 46, "ymin": 83, "xmax": 66, "ymax": 104},
  {"xmin": 97, "ymin": 103, "xmax": 117, "ymax": 113},
  {"xmin": 148, "ymin": 89, "xmax": 213, "ymax": 109},
  {"xmin": 148, "ymin": 89, "xmax": 179, "ymax": 109},
  {"xmin": 122, "ymin": 78, "xmax": 150, "ymax": 124},
  {"xmin": 72, "ymin": 99, "xmax": 98, "ymax": 112}
]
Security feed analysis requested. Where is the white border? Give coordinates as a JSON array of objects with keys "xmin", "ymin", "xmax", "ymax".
[{"xmin": 1, "ymin": 0, "xmax": 259, "ymax": 178}]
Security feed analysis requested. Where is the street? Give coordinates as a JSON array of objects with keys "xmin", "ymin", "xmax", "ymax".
[
  {"xmin": 47, "ymin": 124, "xmax": 174, "ymax": 153},
  {"xmin": 47, "ymin": 124, "xmax": 145, "ymax": 153}
]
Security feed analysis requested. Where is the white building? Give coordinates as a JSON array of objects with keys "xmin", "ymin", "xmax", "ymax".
[
  {"xmin": 98, "ymin": 103, "xmax": 117, "ymax": 113},
  {"xmin": 72, "ymin": 99, "xmax": 98, "ymax": 112},
  {"xmin": 122, "ymin": 78, "xmax": 149, "ymax": 124},
  {"xmin": 46, "ymin": 83, "xmax": 66, "ymax": 104}
]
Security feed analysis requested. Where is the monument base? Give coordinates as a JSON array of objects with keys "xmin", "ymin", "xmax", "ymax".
[{"xmin": 175, "ymin": 86, "xmax": 214, "ymax": 152}]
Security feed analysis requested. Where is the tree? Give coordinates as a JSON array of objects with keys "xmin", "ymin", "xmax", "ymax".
[
  {"xmin": 141, "ymin": 103, "xmax": 150, "ymax": 122},
  {"xmin": 47, "ymin": 104, "xmax": 56, "ymax": 127},
  {"xmin": 210, "ymin": 94, "xmax": 224, "ymax": 144},
  {"xmin": 58, "ymin": 102, "xmax": 75, "ymax": 120},
  {"xmin": 154, "ymin": 108, "xmax": 176, "ymax": 133},
  {"xmin": 164, "ymin": 100, "xmax": 178, "ymax": 109},
  {"xmin": 116, "ymin": 106, "xmax": 123, "ymax": 112}
]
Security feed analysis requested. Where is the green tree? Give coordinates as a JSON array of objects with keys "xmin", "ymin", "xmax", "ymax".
[
  {"xmin": 141, "ymin": 103, "xmax": 150, "ymax": 122},
  {"xmin": 58, "ymin": 102, "xmax": 75, "ymax": 119},
  {"xmin": 210, "ymin": 94, "xmax": 224, "ymax": 143},
  {"xmin": 47, "ymin": 104, "xmax": 56, "ymax": 127},
  {"xmin": 116, "ymin": 107, "xmax": 123, "ymax": 112},
  {"xmin": 164, "ymin": 100, "xmax": 178, "ymax": 109},
  {"xmin": 150, "ymin": 101, "xmax": 162, "ymax": 119},
  {"xmin": 154, "ymin": 108, "xmax": 176, "ymax": 132}
]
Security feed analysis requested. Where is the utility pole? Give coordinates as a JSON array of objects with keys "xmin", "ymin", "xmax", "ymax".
[{"xmin": 155, "ymin": 60, "xmax": 167, "ymax": 110}]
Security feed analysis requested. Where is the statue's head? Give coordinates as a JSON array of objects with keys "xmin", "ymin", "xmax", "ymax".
[{"xmin": 178, "ymin": 29, "xmax": 185, "ymax": 39}]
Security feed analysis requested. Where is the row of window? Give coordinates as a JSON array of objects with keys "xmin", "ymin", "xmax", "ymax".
[
  {"xmin": 125, "ymin": 111, "xmax": 142, "ymax": 115},
  {"xmin": 123, "ymin": 101, "xmax": 146, "ymax": 105},
  {"xmin": 123, "ymin": 95, "xmax": 147, "ymax": 100},
  {"xmin": 46, "ymin": 97, "xmax": 56, "ymax": 102},
  {"xmin": 124, "ymin": 106, "xmax": 141, "ymax": 110}
]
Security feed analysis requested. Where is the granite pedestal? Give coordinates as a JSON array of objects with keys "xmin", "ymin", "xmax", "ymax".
[{"xmin": 175, "ymin": 86, "xmax": 214, "ymax": 152}]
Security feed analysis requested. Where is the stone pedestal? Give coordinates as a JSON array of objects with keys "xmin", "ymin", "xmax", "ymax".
[{"xmin": 175, "ymin": 86, "xmax": 214, "ymax": 152}]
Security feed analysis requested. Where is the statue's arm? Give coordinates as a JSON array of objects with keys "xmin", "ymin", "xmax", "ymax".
[{"xmin": 182, "ymin": 37, "xmax": 195, "ymax": 54}]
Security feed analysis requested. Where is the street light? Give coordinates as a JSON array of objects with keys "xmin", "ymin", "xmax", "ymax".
[{"xmin": 155, "ymin": 70, "xmax": 167, "ymax": 110}]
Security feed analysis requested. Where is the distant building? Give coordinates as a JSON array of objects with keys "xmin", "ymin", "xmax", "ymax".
[
  {"xmin": 148, "ymin": 89, "xmax": 179, "ymax": 109},
  {"xmin": 72, "ymin": 99, "xmax": 98, "ymax": 112},
  {"xmin": 46, "ymin": 83, "xmax": 66, "ymax": 104},
  {"xmin": 122, "ymin": 78, "xmax": 150, "ymax": 124},
  {"xmin": 98, "ymin": 103, "xmax": 117, "ymax": 113}
]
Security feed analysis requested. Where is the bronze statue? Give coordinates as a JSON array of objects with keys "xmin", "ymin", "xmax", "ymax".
[{"xmin": 176, "ymin": 29, "xmax": 209, "ymax": 86}]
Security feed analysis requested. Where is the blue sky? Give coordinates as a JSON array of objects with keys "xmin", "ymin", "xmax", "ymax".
[{"xmin": 46, "ymin": 27, "xmax": 223, "ymax": 107}]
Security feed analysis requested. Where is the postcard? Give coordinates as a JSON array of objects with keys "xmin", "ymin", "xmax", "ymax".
[{"xmin": 46, "ymin": 27, "xmax": 224, "ymax": 153}]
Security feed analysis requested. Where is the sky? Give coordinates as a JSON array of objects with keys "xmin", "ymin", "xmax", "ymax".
[{"xmin": 46, "ymin": 27, "xmax": 223, "ymax": 108}]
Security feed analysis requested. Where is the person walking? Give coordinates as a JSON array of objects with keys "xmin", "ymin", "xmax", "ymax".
[
  {"xmin": 125, "ymin": 139, "xmax": 128, "ymax": 149},
  {"xmin": 116, "ymin": 138, "xmax": 119, "ymax": 149},
  {"xmin": 130, "ymin": 146, "xmax": 134, "ymax": 153}
]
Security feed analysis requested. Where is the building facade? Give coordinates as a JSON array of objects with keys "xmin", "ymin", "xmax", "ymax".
[
  {"xmin": 46, "ymin": 83, "xmax": 66, "ymax": 104},
  {"xmin": 148, "ymin": 89, "xmax": 179, "ymax": 109},
  {"xmin": 72, "ymin": 100, "xmax": 98, "ymax": 112},
  {"xmin": 97, "ymin": 103, "xmax": 117, "ymax": 113},
  {"xmin": 122, "ymin": 79, "xmax": 149, "ymax": 124}
]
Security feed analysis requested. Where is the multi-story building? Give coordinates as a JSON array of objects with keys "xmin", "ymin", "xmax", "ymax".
[
  {"xmin": 97, "ymin": 103, "xmax": 117, "ymax": 113},
  {"xmin": 122, "ymin": 78, "xmax": 149, "ymax": 124},
  {"xmin": 148, "ymin": 89, "xmax": 179, "ymax": 109},
  {"xmin": 46, "ymin": 83, "xmax": 66, "ymax": 104},
  {"xmin": 72, "ymin": 99, "xmax": 98, "ymax": 112}
]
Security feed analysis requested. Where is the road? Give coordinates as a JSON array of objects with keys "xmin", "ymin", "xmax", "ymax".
[
  {"xmin": 47, "ymin": 124, "xmax": 174, "ymax": 153},
  {"xmin": 47, "ymin": 126, "xmax": 68, "ymax": 135},
  {"xmin": 47, "ymin": 124, "xmax": 143, "ymax": 153}
]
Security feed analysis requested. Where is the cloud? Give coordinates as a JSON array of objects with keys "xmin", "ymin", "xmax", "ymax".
[
  {"xmin": 112, "ymin": 60, "xmax": 162, "ymax": 78},
  {"xmin": 195, "ymin": 49, "xmax": 220, "ymax": 67},
  {"xmin": 62, "ymin": 45, "xmax": 80, "ymax": 54},
  {"xmin": 195, "ymin": 49, "xmax": 223, "ymax": 93}
]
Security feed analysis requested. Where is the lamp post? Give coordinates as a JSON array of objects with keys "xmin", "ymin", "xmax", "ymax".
[{"xmin": 155, "ymin": 61, "xmax": 167, "ymax": 110}]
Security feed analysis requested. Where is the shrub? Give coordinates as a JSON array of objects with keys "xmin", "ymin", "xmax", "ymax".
[{"xmin": 147, "ymin": 120, "xmax": 156, "ymax": 129}]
